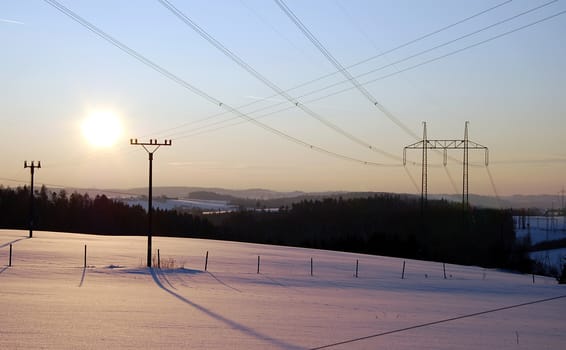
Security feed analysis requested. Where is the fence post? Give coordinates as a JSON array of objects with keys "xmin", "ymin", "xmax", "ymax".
[
  {"xmin": 443, "ymin": 262, "xmax": 446, "ymax": 279},
  {"xmin": 205, "ymin": 251, "xmax": 209, "ymax": 271},
  {"xmin": 355, "ymin": 259, "xmax": 359, "ymax": 278},
  {"xmin": 310, "ymin": 257, "xmax": 313, "ymax": 276},
  {"xmin": 157, "ymin": 249, "xmax": 161, "ymax": 269},
  {"xmin": 9, "ymin": 244, "xmax": 13, "ymax": 267},
  {"xmin": 401, "ymin": 261, "xmax": 406, "ymax": 279},
  {"xmin": 532, "ymin": 274, "xmax": 535, "ymax": 284},
  {"xmin": 257, "ymin": 255, "xmax": 260, "ymax": 274},
  {"xmin": 84, "ymin": 245, "xmax": 87, "ymax": 268}
]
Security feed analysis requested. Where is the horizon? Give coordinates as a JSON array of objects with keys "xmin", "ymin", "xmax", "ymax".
[{"xmin": 2, "ymin": 1, "xmax": 565, "ymax": 196}]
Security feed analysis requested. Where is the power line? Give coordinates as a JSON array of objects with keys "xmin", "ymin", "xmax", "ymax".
[
  {"xmin": 162, "ymin": 2, "xmax": 562, "ymax": 144},
  {"xmin": 309, "ymin": 294, "xmax": 566, "ymax": 349},
  {"xmin": 299, "ymin": 9, "xmax": 566, "ymax": 106},
  {"xmin": 286, "ymin": 0, "xmax": 559, "ymax": 106},
  {"xmin": 274, "ymin": 0, "xmax": 418, "ymax": 139},
  {"xmin": 150, "ymin": 0, "xmax": 515, "ymax": 140},
  {"xmin": 157, "ymin": 0, "xmax": 401, "ymax": 161},
  {"xmin": 44, "ymin": 0, "xmax": 400, "ymax": 168},
  {"xmin": 485, "ymin": 166, "xmax": 503, "ymax": 208}
]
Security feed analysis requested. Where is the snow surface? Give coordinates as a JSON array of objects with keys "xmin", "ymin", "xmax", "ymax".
[
  {"xmin": 121, "ymin": 198, "xmax": 238, "ymax": 212},
  {"xmin": 515, "ymin": 216, "xmax": 566, "ymax": 269},
  {"xmin": 515, "ymin": 216, "xmax": 566, "ymax": 245},
  {"xmin": 1, "ymin": 230, "xmax": 565, "ymax": 349}
]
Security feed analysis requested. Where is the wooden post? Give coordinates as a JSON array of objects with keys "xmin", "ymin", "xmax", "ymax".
[
  {"xmin": 402, "ymin": 261, "xmax": 406, "ymax": 279},
  {"xmin": 205, "ymin": 251, "xmax": 209, "ymax": 271},
  {"xmin": 257, "ymin": 255, "xmax": 260, "ymax": 274},
  {"xmin": 443, "ymin": 262, "xmax": 447, "ymax": 279},
  {"xmin": 355, "ymin": 259, "xmax": 359, "ymax": 278},
  {"xmin": 157, "ymin": 249, "xmax": 161, "ymax": 269},
  {"xmin": 310, "ymin": 257, "xmax": 313, "ymax": 276},
  {"xmin": 532, "ymin": 274, "xmax": 535, "ymax": 284},
  {"xmin": 84, "ymin": 245, "xmax": 87, "ymax": 268},
  {"xmin": 9, "ymin": 244, "xmax": 12, "ymax": 267}
]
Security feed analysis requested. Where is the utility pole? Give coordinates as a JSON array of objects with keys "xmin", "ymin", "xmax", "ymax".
[
  {"xmin": 130, "ymin": 139, "xmax": 172, "ymax": 268},
  {"xmin": 421, "ymin": 122, "xmax": 428, "ymax": 214},
  {"xmin": 24, "ymin": 161, "xmax": 41, "ymax": 238}
]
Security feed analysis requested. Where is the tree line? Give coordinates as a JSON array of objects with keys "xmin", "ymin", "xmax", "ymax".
[
  {"xmin": 0, "ymin": 186, "xmax": 530, "ymax": 271},
  {"xmin": 211, "ymin": 194, "xmax": 526, "ymax": 270},
  {"xmin": 0, "ymin": 186, "xmax": 214, "ymax": 237}
]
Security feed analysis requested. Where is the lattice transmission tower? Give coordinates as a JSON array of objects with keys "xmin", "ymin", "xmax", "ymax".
[{"xmin": 404, "ymin": 122, "xmax": 489, "ymax": 210}]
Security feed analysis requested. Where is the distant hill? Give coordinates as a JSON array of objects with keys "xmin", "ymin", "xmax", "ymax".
[
  {"xmin": 115, "ymin": 186, "xmax": 308, "ymax": 200},
  {"xmin": 42, "ymin": 185, "xmax": 563, "ymax": 210}
]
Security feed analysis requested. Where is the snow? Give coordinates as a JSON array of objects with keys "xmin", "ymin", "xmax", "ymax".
[
  {"xmin": 1, "ymin": 230, "xmax": 565, "ymax": 349},
  {"xmin": 121, "ymin": 198, "xmax": 238, "ymax": 212},
  {"xmin": 515, "ymin": 216, "xmax": 566, "ymax": 245},
  {"xmin": 515, "ymin": 216, "xmax": 566, "ymax": 269}
]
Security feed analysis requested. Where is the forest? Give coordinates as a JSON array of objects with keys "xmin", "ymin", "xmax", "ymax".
[
  {"xmin": 0, "ymin": 185, "xmax": 529, "ymax": 271},
  {"xmin": 0, "ymin": 186, "xmax": 214, "ymax": 237}
]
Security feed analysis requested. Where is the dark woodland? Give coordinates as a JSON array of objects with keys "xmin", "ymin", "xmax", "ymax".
[{"xmin": 0, "ymin": 186, "xmax": 530, "ymax": 271}]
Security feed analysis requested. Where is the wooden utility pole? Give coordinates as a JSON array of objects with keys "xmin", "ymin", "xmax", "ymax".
[
  {"xmin": 130, "ymin": 139, "xmax": 172, "ymax": 267},
  {"xmin": 24, "ymin": 161, "xmax": 41, "ymax": 238}
]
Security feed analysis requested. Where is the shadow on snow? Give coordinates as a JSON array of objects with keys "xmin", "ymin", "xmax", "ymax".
[{"xmin": 149, "ymin": 268, "xmax": 304, "ymax": 350}]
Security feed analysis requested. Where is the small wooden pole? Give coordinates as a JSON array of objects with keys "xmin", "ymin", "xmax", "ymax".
[
  {"xmin": 157, "ymin": 249, "xmax": 161, "ymax": 269},
  {"xmin": 310, "ymin": 257, "xmax": 313, "ymax": 276},
  {"xmin": 257, "ymin": 255, "xmax": 260, "ymax": 274},
  {"xmin": 84, "ymin": 245, "xmax": 87, "ymax": 268},
  {"xmin": 355, "ymin": 259, "xmax": 359, "ymax": 278},
  {"xmin": 532, "ymin": 274, "xmax": 535, "ymax": 284},
  {"xmin": 443, "ymin": 262, "xmax": 447, "ymax": 279},
  {"xmin": 205, "ymin": 251, "xmax": 209, "ymax": 271},
  {"xmin": 401, "ymin": 260, "xmax": 406, "ymax": 279},
  {"xmin": 9, "ymin": 244, "xmax": 13, "ymax": 267}
]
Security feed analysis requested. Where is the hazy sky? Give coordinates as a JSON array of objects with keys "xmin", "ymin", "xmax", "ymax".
[{"xmin": 1, "ymin": 0, "xmax": 565, "ymax": 196}]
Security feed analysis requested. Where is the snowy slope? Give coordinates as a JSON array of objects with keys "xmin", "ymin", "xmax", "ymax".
[
  {"xmin": 121, "ymin": 198, "xmax": 238, "ymax": 212},
  {"xmin": 515, "ymin": 216, "xmax": 566, "ymax": 270},
  {"xmin": 1, "ymin": 230, "xmax": 565, "ymax": 349}
]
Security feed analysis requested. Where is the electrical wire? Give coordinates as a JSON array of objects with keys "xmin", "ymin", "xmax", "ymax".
[
  {"xmin": 0, "ymin": 177, "xmax": 142, "ymax": 197},
  {"xmin": 161, "ymin": 3, "xmax": 564, "ymax": 145},
  {"xmin": 157, "ymin": 0, "xmax": 401, "ymax": 161},
  {"xmin": 298, "ymin": 9, "xmax": 566, "ymax": 106},
  {"xmin": 403, "ymin": 166, "xmax": 420, "ymax": 193},
  {"xmin": 150, "ymin": 0, "xmax": 516, "ymax": 140},
  {"xmin": 443, "ymin": 165, "xmax": 460, "ymax": 194},
  {"xmin": 283, "ymin": 0, "xmax": 559, "ymax": 105},
  {"xmin": 44, "ymin": 0, "xmax": 401, "ymax": 168},
  {"xmin": 485, "ymin": 166, "xmax": 503, "ymax": 209},
  {"xmin": 275, "ymin": 0, "xmax": 418, "ymax": 139}
]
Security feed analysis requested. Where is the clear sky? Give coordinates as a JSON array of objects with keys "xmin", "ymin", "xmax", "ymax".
[{"xmin": 1, "ymin": 0, "xmax": 565, "ymax": 196}]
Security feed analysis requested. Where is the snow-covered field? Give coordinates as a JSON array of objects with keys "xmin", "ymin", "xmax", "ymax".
[
  {"xmin": 1, "ymin": 230, "xmax": 565, "ymax": 349},
  {"xmin": 121, "ymin": 198, "xmax": 238, "ymax": 212},
  {"xmin": 515, "ymin": 216, "xmax": 566, "ymax": 270}
]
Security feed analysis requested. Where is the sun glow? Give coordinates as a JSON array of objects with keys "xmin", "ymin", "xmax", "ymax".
[{"xmin": 81, "ymin": 111, "xmax": 123, "ymax": 148}]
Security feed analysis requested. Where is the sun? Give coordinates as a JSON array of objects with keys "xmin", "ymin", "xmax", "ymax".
[{"xmin": 81, "ymin": 111, "xmax": 123, "ymax": 148}]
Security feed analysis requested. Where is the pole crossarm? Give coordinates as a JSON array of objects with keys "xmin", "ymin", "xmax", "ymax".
[{"xmin": 404, "ymin": 139, "xmax": 489, "ymax": 166}]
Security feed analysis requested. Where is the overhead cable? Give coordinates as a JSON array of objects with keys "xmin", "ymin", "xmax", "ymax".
[
  {"xmin": 160, "ymin": 1, "xmax": 559, "ymax": 142},
  {"xmin": 275, "ymin": 0, "xmax": 418, "ymax": 139},
  {"xmin": 157, "ymin": 0, "xmax": 401, "ymax": 161},
  {"xmin": 150, "ymin": 0, "xmax": 520, "ymax": 139},
  {"xmin": 44, "ymin": 0, "xmax": 400, "ymax": 168}
]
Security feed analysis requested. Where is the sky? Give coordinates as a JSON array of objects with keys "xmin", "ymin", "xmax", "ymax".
[{"xmin": 1, "ymin": 0, "xmax": 565, "ymax": 196}]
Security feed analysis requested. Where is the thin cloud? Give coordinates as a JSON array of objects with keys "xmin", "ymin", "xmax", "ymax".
[{"xmin": 0, "ymin": 18, "xmax": 25, "ymax": 25}]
